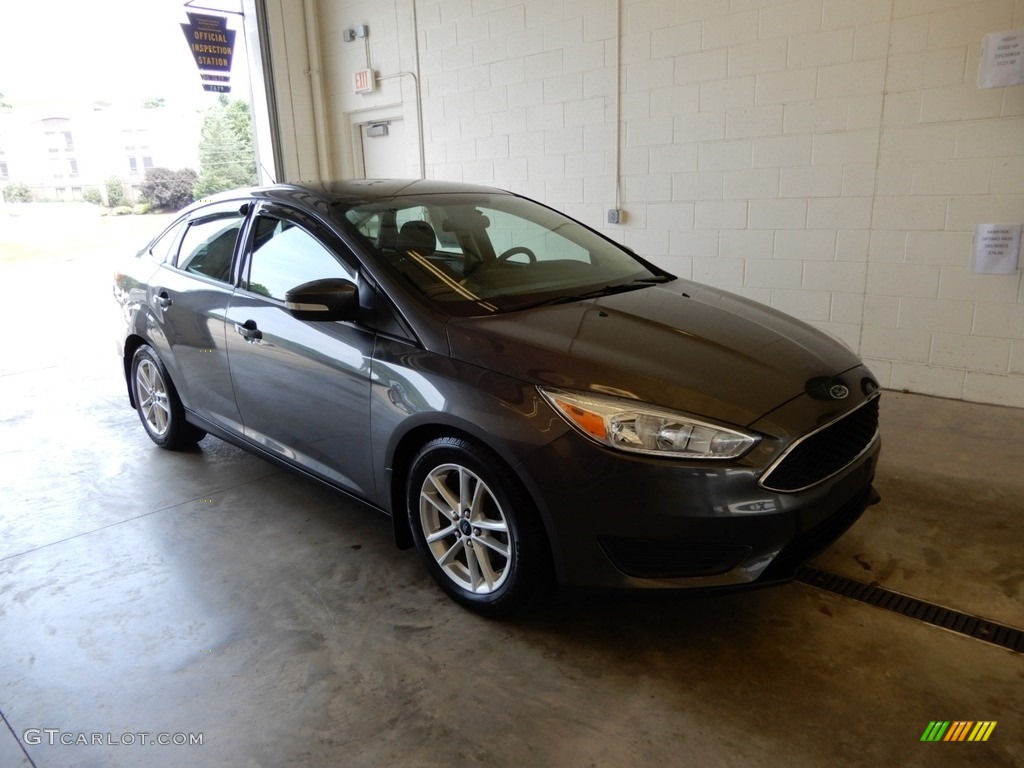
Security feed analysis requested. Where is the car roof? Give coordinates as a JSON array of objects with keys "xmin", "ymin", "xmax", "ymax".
[
  {"xmin": 186, "ymin": 179, "xmax": 512, "ymax": 215},
  {"xmin": 284, "ymin": 179, "xmax": 510, "ymax": 200}
]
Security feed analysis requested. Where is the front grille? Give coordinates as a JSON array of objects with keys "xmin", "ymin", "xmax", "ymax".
[
  {"xmin": 599, "ymin": 538, "xmax": 751, "ymax": 579},
  {"xmin": 760, "ymin": 396, "xmax": 879, "ymax": 493}
]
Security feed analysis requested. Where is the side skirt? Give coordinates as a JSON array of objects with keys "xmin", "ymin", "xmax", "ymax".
[{"xmin": 184, "ymin": 409, "xmax": 393, "ymax": 523}]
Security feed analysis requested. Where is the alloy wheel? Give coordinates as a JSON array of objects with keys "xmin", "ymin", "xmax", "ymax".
[
  {"xmin": 418, "ymin": 463, "xmax": 512, "ymax": 594},
  {"xmin": 135, "ymin": 358, "xmax": 171, "ymax": 438}
]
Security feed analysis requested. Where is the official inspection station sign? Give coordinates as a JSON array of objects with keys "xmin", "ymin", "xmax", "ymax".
[{"xmin": 180, "ymin": 12, "xmax": 236, "ymax": 93}]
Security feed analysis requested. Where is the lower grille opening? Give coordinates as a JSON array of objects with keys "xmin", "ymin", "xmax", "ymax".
[
  {"xmin": 759, "ymin": 483, "xmax": 878, "ymax": 582},
  {"xmin": 600, "ymin": 538, "xmax": 751, "ymax": 579}
]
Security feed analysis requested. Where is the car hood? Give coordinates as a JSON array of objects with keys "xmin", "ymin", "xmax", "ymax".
[{"xmin": 445, "ymin": 279, "xmax": 863, "ymax": 428}]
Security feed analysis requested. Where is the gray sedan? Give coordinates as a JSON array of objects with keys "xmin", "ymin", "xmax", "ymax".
[{"xmin": 114, "ymin": 180, "xmax": 881, "ymax": 616}]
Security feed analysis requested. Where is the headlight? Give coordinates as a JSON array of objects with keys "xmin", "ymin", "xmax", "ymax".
[{"xmin": 539, "ymin": 388, "xmax": 758, "ymax": 460}]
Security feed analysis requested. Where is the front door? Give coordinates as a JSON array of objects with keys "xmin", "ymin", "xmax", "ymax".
[{"xmin": 224, "ymin": 204, "xmax": 376, "ymax": 500}]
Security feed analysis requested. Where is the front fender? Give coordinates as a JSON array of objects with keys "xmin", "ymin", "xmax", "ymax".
[{"xmin": 369, "ymin": 339, "xmax": 568, "ymax": 540}]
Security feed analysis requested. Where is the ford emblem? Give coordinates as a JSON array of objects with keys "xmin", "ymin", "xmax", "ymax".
[{"xmin": 829, "ymin": 384, "xmax": 849, "ymax": 400}]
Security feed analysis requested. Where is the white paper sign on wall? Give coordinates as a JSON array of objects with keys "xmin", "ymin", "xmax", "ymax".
[
  {"xmin": 979, "ymin": 29, "xmax": 1024, "ymax": 88},
  {"xmin": 972, "ymin": 224, "xmax": 1022, "ymax": 274}
]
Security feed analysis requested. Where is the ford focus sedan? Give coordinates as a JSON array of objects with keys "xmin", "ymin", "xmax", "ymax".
[{"xmin": 114, "ymin": 180, "xmax": 881, "ymax": 616}]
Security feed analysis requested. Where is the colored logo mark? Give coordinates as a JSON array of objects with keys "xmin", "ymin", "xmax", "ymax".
[{"xmin": 921, "ymin": 721, "xmax": 997, "ymax": 742}]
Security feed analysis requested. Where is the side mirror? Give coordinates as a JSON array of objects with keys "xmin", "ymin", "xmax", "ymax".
[{"xmin": 285, "ymin": 278, "xmax": 360, "ymax": 321}]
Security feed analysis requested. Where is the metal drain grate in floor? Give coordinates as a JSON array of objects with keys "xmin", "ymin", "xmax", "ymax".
[{"xmin": 797, "ymin": 566, "xmax": 1023, "ymax": 653}]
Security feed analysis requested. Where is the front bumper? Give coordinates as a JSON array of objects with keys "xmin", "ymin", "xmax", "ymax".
[{"xmin": 516, "ymin": 428, "xmax": 880, "ymax": 591}]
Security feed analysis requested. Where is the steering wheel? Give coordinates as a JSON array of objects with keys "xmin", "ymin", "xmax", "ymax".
[{"xmin": 496, "ymin": 246, "xmax": 537, "ymax": 264}]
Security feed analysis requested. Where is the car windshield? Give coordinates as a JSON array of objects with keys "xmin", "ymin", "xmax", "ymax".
[{"xmin": 333, "ymin": 192, "xmax": 667, "ymax": 316}]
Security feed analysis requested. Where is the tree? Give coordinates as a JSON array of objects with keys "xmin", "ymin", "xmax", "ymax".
[
  {"xmin": 223, "ymin": 98, "xmax": 253, "ymax": 148},
  {"xmin": 143, "ymin": 97, "xmax": 166, "ymax": 109},
  {"xmin": 106, "ymin": 176, "xmax": 128, "ymax": 208},
  {"xmin": 140, "ymin": 167, "xmax": 197, "ymax": 210},
  {"xmin": 3, "ymin": 181, "xmax": 31, "ymax": 202},
  {"xmin": 0, "ymin": 91, "xmax": 10, "ymax": 109},
  {"xmin": 193, "ymin": 99, "xmax": 257, "ymax": 199}
]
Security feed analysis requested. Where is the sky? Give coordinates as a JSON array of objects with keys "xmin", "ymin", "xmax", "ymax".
[{"xmin": 0, "ymin": 0, "xmax": 250, "ymax": 110}]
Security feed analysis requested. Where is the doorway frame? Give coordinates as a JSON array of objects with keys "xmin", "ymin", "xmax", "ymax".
[{"xmin": 347, "ymin": 104, "xmax": 405, "ymax": 179}]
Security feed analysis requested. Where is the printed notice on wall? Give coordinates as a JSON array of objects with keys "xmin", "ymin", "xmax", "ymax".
[
  {"xmin": 978, "ymin": 29, "xmax": 1024, "ymax": 88},
  {"xmin": 972, "ymin": 224, "xmax": 1022, "ymax": 274}
]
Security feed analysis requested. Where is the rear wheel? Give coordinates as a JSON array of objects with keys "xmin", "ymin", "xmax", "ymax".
[
  {"xmin": 408, "ymin": 436, "xmax": 550, "ymax": 617},
  {"xmin": 131, "ymin": 344, "xmax": 205, "ymax": 450}
]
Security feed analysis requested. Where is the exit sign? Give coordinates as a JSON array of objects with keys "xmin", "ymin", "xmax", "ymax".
[{"xmin": 354, "ymin": 69, "xmax": 375, "ymax": 93}]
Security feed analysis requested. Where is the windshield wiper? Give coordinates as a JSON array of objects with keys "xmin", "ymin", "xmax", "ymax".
[{"xmin": 507, "ymin": 275, "xmax": 672, "ymax": 311}]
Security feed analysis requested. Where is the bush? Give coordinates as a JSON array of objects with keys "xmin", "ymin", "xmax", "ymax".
[
  {"xmin": 140, "ymin": 167, "xmax": 197, "ymax": 210},
  {"xmin": 3, "ymin": 181, "xmax": 32, "ymax": 202},
  {"xmin": 82, "ymin": 186, "xmax": 103, "ymax": 205},
  {"xmin": 106, "ymin": 176, "xmax": 127, "ymax": 208},
  {"xmin": 110, "ymin": 206, "xmax": 134, "ymax": 216}
]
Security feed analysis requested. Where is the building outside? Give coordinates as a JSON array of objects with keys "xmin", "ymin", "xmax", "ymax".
[{"xmin": 0, "ymin": 100, "xmax": 202, "ymax": 205}]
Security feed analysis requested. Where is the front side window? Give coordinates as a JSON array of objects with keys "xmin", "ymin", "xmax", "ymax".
[
  {"xmin": 245, "ymin": 215, "xmax": 355, "ymax": 301},
  {"xmin": 177, "ymin": 214, "xmax": 244, "ymax": 283}
]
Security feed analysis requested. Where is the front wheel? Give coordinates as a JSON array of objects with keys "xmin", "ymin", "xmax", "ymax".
[
  {"xmin": 408, "ymin": 436, "xmax": 550, "ymax": 617},
  {"xmin": 130, "ymin": 344, "xmax": 205, "ymax": 450}
]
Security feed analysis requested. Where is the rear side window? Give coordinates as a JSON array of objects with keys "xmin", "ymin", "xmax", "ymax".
[
  {"xmin": 146, "ymin": 220, "xmax": 185, "ymax": 264},
  {"xmin": 177, "ymin": 214, "xmax": 245, "ymax": 283}
]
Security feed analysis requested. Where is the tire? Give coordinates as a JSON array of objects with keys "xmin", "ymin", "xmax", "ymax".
[
  {"xmin": 130, "ymin": 344, "xmax": 205, "ymax": 450},
  {"xmin": 407, "ymin": 436, "xmax": 550, "ymax": 617}
]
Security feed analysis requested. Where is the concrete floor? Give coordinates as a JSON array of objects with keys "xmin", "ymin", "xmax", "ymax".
[{"xmin": 1, "ymin": 206, "xmax": 1022, "ymax": 767}]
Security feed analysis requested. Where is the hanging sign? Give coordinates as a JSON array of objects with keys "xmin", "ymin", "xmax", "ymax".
[
  {"xmin": 180, "ymin": 12, "xmax": 236, "ymax": 92},
  {"xmin": 200, "ymin": 74, "xmax": 231, "ymax": 94}
]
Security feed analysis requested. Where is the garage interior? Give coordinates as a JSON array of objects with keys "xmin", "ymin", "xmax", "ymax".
[{"xmin": 3, "ymin": 0, "xmax": 1023, "ymax": 766}]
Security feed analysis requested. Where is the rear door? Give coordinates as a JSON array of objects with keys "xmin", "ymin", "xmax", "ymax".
[
  {"xmin": 148, "ymin": 201, "xmax": 248, "ymax": 432},
  {"xmin": 224, "ymin": 203, "xmax": 377, "ymax": 499}
]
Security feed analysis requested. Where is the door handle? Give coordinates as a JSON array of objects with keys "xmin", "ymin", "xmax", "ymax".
[
  {"xmin": 234, "ymin": 319, "xmax": 263, "ymax": 342},
  {"xmin": 156, "ymin": 290, "xmax": 172, "ymax": 308}
]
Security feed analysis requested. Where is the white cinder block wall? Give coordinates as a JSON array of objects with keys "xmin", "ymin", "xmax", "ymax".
[{"xmin": 279, "ymin": 0, "xmax": 1024, "ymax": 408}]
